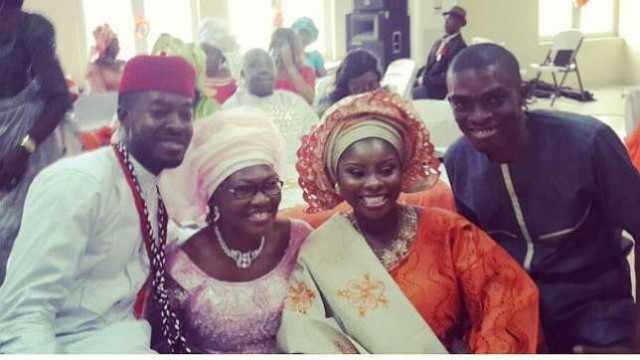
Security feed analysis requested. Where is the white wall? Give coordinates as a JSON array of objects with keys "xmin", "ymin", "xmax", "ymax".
[
  {"xmin": 457, "ymin": 0, "xmax": 626, "ymax": 88},
  {"xmin": 619, "ymin": 0, "xmax": 640, "ymax": 85},
  {"xmin": 23, "ymin": 0, "xmax": 89, "ymax": 85},
  {"xmin": 22, "ymin": 0, "xmax": 636, "ymax": 88}
]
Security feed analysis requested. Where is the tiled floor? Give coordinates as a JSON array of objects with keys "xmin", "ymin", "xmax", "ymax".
[
  {"xmin": 528, "ymin": 85, "xmax": 634, "ymax": 138},
  {"xmin": 530, "ymin": 85, "xmax": 637, "ymax": 298}
]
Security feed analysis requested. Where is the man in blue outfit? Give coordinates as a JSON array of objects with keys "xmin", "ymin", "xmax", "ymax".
[{"xmin": 444, "ymin": 43, "xmax": 640, "ymax": 353}]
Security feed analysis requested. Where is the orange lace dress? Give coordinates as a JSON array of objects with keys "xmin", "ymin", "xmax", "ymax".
[
  {"xmin": 625, "ymin": 125, "xmax": 640, "ymax": 171},
  {"xmin": 392, "ymin": 207, "xmax": 540, "ymax": 353}
]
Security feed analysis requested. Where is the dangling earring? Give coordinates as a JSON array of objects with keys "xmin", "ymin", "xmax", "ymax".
[
  {"xmin": 206, "ymin": 205, "xmax": 221, "ymax": 225},
  {"xmin": 213, "ymin": 206, "xmax": 221, "ymax": 223},
  {"xmin": 334, "ymin": 183, "xmax": 341, "ymax": 193}
]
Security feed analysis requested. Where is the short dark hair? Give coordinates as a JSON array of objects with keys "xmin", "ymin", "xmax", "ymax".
[
  {"xmin": 331, "ymin": 49, "xmax": 381, "ymax": 103},
  {"xmin": 449, "ymin": 43, "xmax": 522, "ymax": 86}
]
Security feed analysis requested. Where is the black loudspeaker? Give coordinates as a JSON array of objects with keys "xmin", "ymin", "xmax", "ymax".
[
  {"xmin": 354, "ymin": 0, "xmax": 408, "ymax": 12},
  {"xmin": 346, "ymin": 10, "xmax": 410, "ymax": 71}
]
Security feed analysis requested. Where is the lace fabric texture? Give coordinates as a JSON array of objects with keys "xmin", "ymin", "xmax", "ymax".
[{"xmin": 166, "ymin": 220, "xmax": 311, "ymax": 353}]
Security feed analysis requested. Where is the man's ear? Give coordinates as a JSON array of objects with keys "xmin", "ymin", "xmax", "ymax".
[{"xmin": 117, "ymin": 106, "xmax": 130, "ymax": 128}]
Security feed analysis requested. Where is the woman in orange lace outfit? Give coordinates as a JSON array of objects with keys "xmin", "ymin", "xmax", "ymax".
[
  {"xmin": 277, "ymin": 90, "xmax": 540, "ymax": 353},
  {"xmin": 626, "ymin": 125, "xmax": 640, "ymax": 171}
]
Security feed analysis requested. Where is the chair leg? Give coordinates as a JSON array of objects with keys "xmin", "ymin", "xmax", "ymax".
[
  {"xmin": 529, "ymin": 71, "xmax": 542, "ymax": 99},
  {"xmin": 574, "ymin": 63, "xmax": 586, "ymax": 101},
  {"xmin": 550, "ymin": 72, "xmax": 565, "ymax": 107}
]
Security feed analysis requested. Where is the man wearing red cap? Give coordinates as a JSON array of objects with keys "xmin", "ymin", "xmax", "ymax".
[
  {"xmin": 413, "ymin": 6, "xmax": 468, "ymax": 100},
  {"xmin": 0, "ymin": 55, "xmax": 196, "ymax": 353}
]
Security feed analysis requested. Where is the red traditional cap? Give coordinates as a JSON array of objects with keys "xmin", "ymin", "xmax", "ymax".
[{"xmin": 119, "ymin": 55, "xmax": 196, "ymax": 99}]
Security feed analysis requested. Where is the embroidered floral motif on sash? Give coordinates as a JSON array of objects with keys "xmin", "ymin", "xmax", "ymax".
[
  {"xmin": 337, "ymin": 273, "xmax": 388, "ymax": 317},
  {"xmin": 284, "ymin": 282, "xmax": 316, "ymax": 315}
]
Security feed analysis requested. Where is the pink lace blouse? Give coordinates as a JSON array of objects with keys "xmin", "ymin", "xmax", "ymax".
[{"xmin": 166, "ymin": 219, "xmax": 312, "ymax": 353}]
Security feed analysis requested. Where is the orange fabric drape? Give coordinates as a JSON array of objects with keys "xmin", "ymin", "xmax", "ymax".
[
  {"xmin": 625, "ymin": 125, "xmax": 640, "ymax": 172},
  {"xmin": 279, "ymin": 179, "xmax": 456, "ymax": 229},
  {"xmin": 391, "ymin": 208, "xmax": 540, "ymax": 353},
  {"xmin": 575, "ymin": 0, "xmax": 589, "ymax": 7}
]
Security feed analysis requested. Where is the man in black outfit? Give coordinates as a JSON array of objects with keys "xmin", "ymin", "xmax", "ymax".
[{"xmin": 412, "ymin": 6, "xmax": 467, "ymax": 100}]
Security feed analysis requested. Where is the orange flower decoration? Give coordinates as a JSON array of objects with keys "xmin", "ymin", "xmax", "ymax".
[
  {"xmin": 284, "ymin": 282, "xmax": 316, "ymax": 315},
  {"xmin": 337, "ymin": 273, "xmax": 389, "ymax": 318}
]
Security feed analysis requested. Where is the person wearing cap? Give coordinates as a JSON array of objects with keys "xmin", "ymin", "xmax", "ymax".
[
  {"xmin": 412, "ymin": 6, "xmax": 467, "ymax": 100},
  {"xmin": 0, "ymin": 55, "xmax": 196, "ymax": 354},
  {"xmin": 291, "ymin": 17, "xmax": 327, "ymax": 78}
]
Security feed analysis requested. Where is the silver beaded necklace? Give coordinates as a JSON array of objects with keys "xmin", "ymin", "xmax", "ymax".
[{"xmin": 213, "ymin": 222, "xmax": 266, "ymax": 269}]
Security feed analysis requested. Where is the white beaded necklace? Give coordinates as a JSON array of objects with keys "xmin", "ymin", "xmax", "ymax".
[{"xmin": 213, "ymin": 222, "xmax": 266, "ymax": 269}]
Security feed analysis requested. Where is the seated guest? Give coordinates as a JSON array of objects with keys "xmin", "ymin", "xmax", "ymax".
[
  {"xmin": 85, "ymin": 24, "xmax": 124, "ymax": 93},
  {"xmin": 151, "ymin": 34, "xmax": 219, "ymax": 119},
  {"xmin": 277, "ymin": 90, "xmax": 539, "ymax": 354},
  {"xmin": 412, "ymin": 6, "xmax": 467, "ymax": 100},
  {"xmin": 155, "ymin": 108, "xmax": 313, "ymax": 353},
  {"xmin": 444, "ymin": 44, "xmax": 640, "ymax": 353},
  {"xmin": 224, "ymin": 48, "xmax": 318, "ymax": 209},
  {"xmin": 0, "ymin": 55, "xmax": 196, "ymax": 353},
  {"xmin": 626, "ymin": 125, "xmax": 640, "ymax": 171},
  {"xmin": 199, "ymin": 18, "xmax": 239, "ymax": 104},
  {"xmin": 291, "ymin": 17, "xmax": 327, "ymax": 78},
  {"xmin": 316, "ymin": 49, "xmax": 382, "ymax": 117},
  {"xmin": 269, "ymin": 28, "xmax": 315, "ymax": 104}
]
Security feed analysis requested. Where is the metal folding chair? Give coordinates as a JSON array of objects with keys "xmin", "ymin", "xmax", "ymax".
[{"xmin": 530, "ymin": 30, "xmax": 586, "ymax": 106}]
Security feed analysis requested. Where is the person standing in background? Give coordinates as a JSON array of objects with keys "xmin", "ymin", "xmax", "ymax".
[{"xmin": 0, "ymin": 0, "xmax": 72, "ymax": 286}]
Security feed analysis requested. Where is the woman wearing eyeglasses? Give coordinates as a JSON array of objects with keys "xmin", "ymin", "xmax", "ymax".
[{"xmin": 153, "ymin": 107, "xmax": 313, "ymax": 353}]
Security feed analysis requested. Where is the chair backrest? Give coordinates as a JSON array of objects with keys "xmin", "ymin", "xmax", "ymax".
[
  {"xmin": 551, "ymin": 30, "xmax": 583, "ymax": 52},
  {"xmin": 73, "ymin": 92, "xmax": 119, "ymax": 131},
  {"xmin": 549, "ymin": 30, "xmax": 583, "ymax": 67},
  {"xmin": 381, "ymin": 58, "xmax": 417, "ymax": 98}
]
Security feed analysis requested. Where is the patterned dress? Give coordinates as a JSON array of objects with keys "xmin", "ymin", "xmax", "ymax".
[{"xmin": 164, "ymin": 219, "xmax": 312, "ymax": 353}]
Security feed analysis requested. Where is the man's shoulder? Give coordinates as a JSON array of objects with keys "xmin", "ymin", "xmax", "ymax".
[
  {"xmin": 37, "ymin": 147, "xmax": 119, "ymax": 187},
  {"xmin": 445, "ymin": 136, "xmax": 477, "ymax": 162},
  {"xmin": 528, "ymin": 110, "xmax": 608, "ymax": 141}
]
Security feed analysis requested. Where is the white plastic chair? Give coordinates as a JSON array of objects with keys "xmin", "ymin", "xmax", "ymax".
[
  {"xmin": 412, "ymin": 99, "xmax": 462, "ymax": 158},
  {"xmin": 530, "ymin": 30, "xmax": 585, "ymax": 106},
  {"xmin": 381, "ymin": 58, "xmax": 416, "ymax": 99},
  {"xmin": 73, "ymin": 92, "xmax": 119, "ymax": 131}
]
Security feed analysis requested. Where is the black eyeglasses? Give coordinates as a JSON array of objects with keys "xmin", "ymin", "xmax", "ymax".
[{"xmin": 227, "ymin": 180, "xmax": 284, "ymax": 200}]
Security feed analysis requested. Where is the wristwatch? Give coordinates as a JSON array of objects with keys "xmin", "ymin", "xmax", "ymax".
[{"xmin": 20, "ymin": 135, "xmax": 37, "ymax": 154}]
